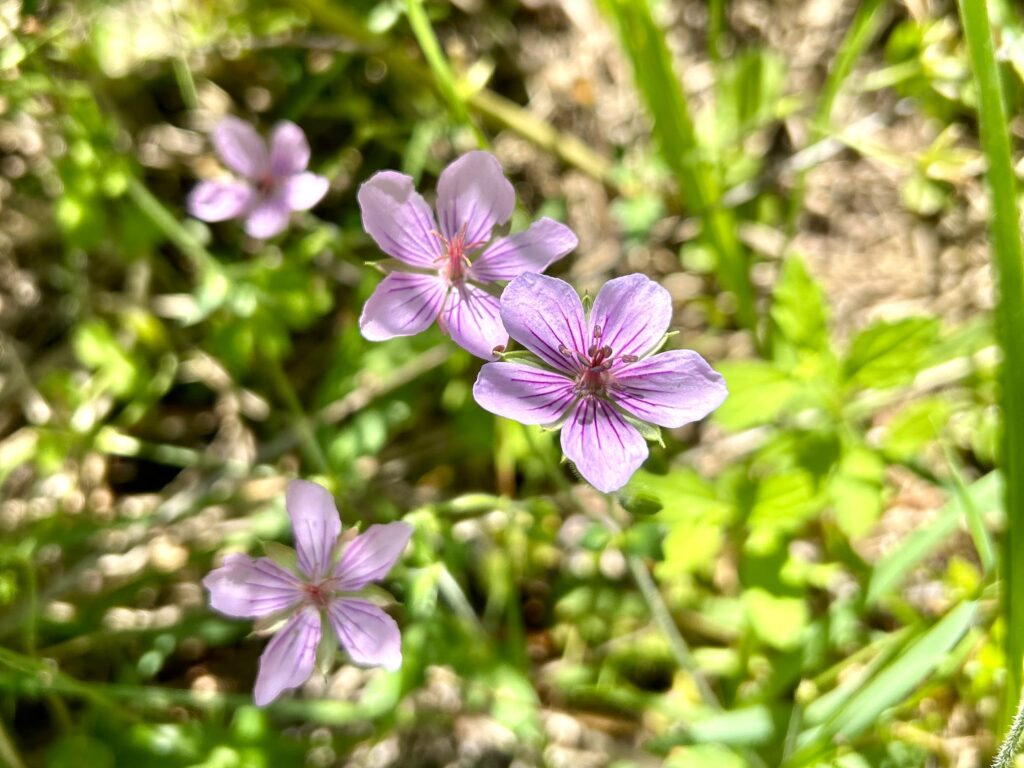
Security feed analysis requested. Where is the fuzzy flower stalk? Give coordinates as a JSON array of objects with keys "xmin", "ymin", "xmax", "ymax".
[
  {"xmin": 357, "ymin": 151, "xmax": 578, "ymax": 359},
  {"xmin": 188, "ymin": 117, "xmax": 329, "ymax": 239},
  {"xmin": 473, "ymin": 273, "xmax": 728, "ymax": 492},
  {"xmin": 203, "ymin": 480, "xmax": 412, "ymax": 705}
]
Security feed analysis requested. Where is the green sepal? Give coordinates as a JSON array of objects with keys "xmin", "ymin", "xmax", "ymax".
[
  {"xmin": 315, "ymin": 623, "xmax": 336, "ymax": 675},
  {"xmin": 261, "ymin": 541, "xmax": 299, "ymax": 572},
  {"xmin": 582, "ymin": 292, "xmax": 593, "ymax": 312},
  {"xmin": 622, "ymin": 413, "xmax": 664, "ymax": 447},
  {"xmin": 347, "ymin": 584, "xmax": 397, "ymax": 607},
  {"xmin": 493, "ymin": 349, "xmax": 551, "ymax": 370}
]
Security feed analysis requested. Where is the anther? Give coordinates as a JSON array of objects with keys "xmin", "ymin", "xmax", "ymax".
[{"xmin": 621, "ymin": 354, "xmax": 638, "ymax": 363}]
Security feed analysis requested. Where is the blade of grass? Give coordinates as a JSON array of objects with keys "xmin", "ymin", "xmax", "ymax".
[
  {"xmin": 866, "ymin": 471, "xmax": 1002, "ymax": 605},
  {"xmin": 596, "ymin": 0, "xmax": 757, "ymax": 335},
  {"xmin": 787, "ymin": 0, "xmax": 889, "ymax": 229},
  {"xmin": 785, "ymin": 601, "xmax": 977, "ymax": 767},
  {"xmin": 404, "ymin": 0, "xmax": 486, "ymax": 146},
  {"xmin": 957, "ymin": 0, "xmax": 1024, "ymax": 729}
]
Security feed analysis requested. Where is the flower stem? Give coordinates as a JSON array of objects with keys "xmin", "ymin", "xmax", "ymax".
[
  {"xmin": 994, "ymin": 689, "xmax": 1024, "ymax": 768},
  {"xmin": 601, "ymin": 495, "xmax": 720, "ymax": 709},
  {"xmin": 265, "ymin": 356, "xmax": 331, "ymax": 476}
]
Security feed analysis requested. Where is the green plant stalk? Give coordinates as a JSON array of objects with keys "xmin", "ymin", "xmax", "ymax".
[
  {"xmin": 957, "ymin": 0, "xmax": 1024, "ymax": 730},
  {"xmin": 597, "ymin": 0, "xmax": 757, "ymax": 336},
  {"xmin": 787, "ymin": 0, "xmax": 887, "ymax": 229},
  {"xmin": 405, "ymin": 0, "xmax": 487, "ymax": 147},
  {"xmin": 127, "ymin": 178, "xmax": 221, "ymax": 275},
  {"xmin": 601, "ymin": 497, "xmax": 720, "ymax": 709},
  {"xmin": 265, "ymin": 356, "xmax": 332, "ymax": 476},
  {"xmin": 994, "ymin": 694, "xmax": 1024, "ymax": 768}
]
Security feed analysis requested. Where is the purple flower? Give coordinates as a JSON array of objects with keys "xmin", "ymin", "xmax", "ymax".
[
  {"xmin": 357, "ymin": 151, "xmax": 578, "ymax": 359},
  {"xmin": 472, "ymin": 273, "xmax": 728, "ymax": 493},
  {"xmin": 187, "ymin": 117, "xmax": 329, "ymax": 239},
  {"xmin": 203, "ymin": 479, "xmax": 412, "ymax": 706}
]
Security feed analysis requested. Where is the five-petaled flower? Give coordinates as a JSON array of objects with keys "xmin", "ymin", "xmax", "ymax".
[
  {"xmin": 203, "ymin": 479, "xmax": 412, "ymax": 706},
  {"xmin": 357, "ymin": 151, "xmax": 578, "ymax": 359},
  {"xmin": 187, "ymin": 117, "xmax": 329, "ymax": 239},
  {"xmin": 472, "ymin": 273, "xmax": 728, "ymax": 492}
]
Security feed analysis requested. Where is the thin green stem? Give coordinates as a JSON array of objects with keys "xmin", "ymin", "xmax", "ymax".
[
  {"xmin": 265, "ymin": 356, "xmax": 331, "ymax": 476},
  {"xmin": 0, "ymin": 719, "xmax": 27, "ymax": 768},
  {"xmin": 127, "ymin": 178, "xmax": 221, "ymax": 275},
  {"xmin": 404, "ymin": 0, "xmax": 487, "ymax": 147},
  {"xmin": 993, "ymin": 688, "xmax": 1024, "ymax": 768},
  {"xmin": 600, "ymin": 497, "xmax": 720, "ymax": 709},
  {"xmin": 957, "ymin": 0, "xmax": 1024, "ymax": 728}
]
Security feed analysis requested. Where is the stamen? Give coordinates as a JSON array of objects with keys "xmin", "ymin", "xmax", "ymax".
[
  {"xmin": 593, "ymin": 325, "xmax": 602, "ymax": 339},
  {"xmin": 621, "ymin": 354, "xmax": 639, "ymax": 363},
  {"xmin": 558, "ymin": 344, "xmax": 573, "ymax": 356}
]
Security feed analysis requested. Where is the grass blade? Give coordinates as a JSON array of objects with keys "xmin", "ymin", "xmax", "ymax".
[
  {"xmin": 404, "ymin": 0, "xmax": 487, "ymax": 146},
  {"xmin": 597, "ymin": 0, "xmax": 757, "ymax": 334},
  {"xmin": 866, "ymin": 471, "xmax": 1002, "ymax": 605},
  {"xmin": 957, "ymin": 0, "xmax": 1024, "ymax": 727}
]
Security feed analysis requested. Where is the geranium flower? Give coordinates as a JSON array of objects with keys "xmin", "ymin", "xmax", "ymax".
[
  {"xmin": 472, "ymin": 273, "xmax": 728, "ymax": 492},
  {"xmin": 187, "ymin": 117, "xmax": 329, "ymax": 239},
  {"xmin": 357, "ymin": 151, "xmax": 578, "ymax": 359},
  {"xmin": 203, "ymin": 479, "xmax": 412, "ymax": 705}
]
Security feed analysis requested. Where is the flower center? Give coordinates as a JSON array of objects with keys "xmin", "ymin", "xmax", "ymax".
[
  {"xmin": 257, "ymin": 172, "xmax": 277, "ymax": 197},
  {"xmin": 432, "ymin": 225, "xmax": 485, "ymax": 284},
  {"xmin": 304, "ymin": 581, "xmax": 332, "ymax": 609},
  {"xmin": 559, "ymin": 325, "xmax": 639, "ymax": 396}
]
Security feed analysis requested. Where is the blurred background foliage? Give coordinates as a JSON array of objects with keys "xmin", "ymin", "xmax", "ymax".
[{"xmin": 1, "ymin": 0, "xmax": 1024, "ymax": 765}]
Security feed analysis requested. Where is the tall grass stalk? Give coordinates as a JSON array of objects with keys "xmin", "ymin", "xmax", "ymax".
[
  {"xmin": 957, "ymin": 0, "xmax": 1024, "ymax": 733},
  {"xmin": 597, "ymin": 0, "xmax": 758, "ymax": 336},
  {"xmin": 404, "ymin": 0, "xmax": 487, "ymax": 147}
]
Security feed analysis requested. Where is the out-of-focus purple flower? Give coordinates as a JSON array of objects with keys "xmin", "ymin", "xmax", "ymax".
[
  {"xmin": 187, "ymin": 117, "xmax": 329, "ymax": 239},
  {"xmin": 203, "ymin": 479, "xmax": 412, "ymax": 706},
  {"xmin": 472, "ymin": 273, "xmax": 727, "ymax": 492},
  {"xmin": 357, "ymin": 151, "xmax": 578, "ymax": 359}
]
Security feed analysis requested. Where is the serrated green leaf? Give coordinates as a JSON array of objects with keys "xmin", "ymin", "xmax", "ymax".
[{"xmin": 843, "ymin": 317, "xmax": 940, "ymax": 389}]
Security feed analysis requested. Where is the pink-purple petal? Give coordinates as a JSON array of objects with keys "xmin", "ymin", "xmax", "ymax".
[
  {"xmin": 212, "ymin": 117, "xmax": 269, "ymax": 180},
  {"xmin": 203, "ymin": 553, "xmax": 304, "ymax": 618},
  {"xmin": 328, "ymin": 599, "xmax": 402, "ymax": 671},
  {"xmin": 470, "ymin": 218, "xmax": 578, "ymax": 283},
  {"xmin": 473, "ymin": 362, "xmax": 576, "ymax": 426},
  {"xmin": 443, "ymin": 283, "xmax": 508, "ymax": 360},
  {"xmin": 500, "ymin": 273, "xmax": 587, "ymax": 375},
  {"xmin": 253, "ymin": 605, "xmax": 321, "ymax": 706},
  {"xmin": 335, "ymin": 522, "xmax": 413, "ymax": 591},
  {"xmin": 282, "ymin": 172, "xmax": 329, "ymax": 211},
  {"xmin": 187, "ymin": 179, "xmax": 255, "ymax": 222},
  {"xmin": 244, "ymin": 195, "xmax": 291, "ymax": 239},
  {"xmin": 286, "ymin": 479, "xmax": 341, "ymax": 581},
  {"xmin": 612, "ymin": 350, "xmax": 728, "ymax": 428},
  {"xmin": 560, "ymin": 396, "xmax": 648, "ymax": 493},
  {"xmin": 358, "ymin": 171, "xmax": 441, "ymax": 268},
  {"xmin": 269, "ymin": 121, "xmax": 311, "ymax": 177},
  {"xmin": 435, "ymin": 151, "xmax": 515, "ymax": 246},
  {"xmin": 359, "ymin": 272, "xmax": 447, "ymax": 342},
  {"xmin": 590, "ymin": 274, "xmax": 673, "ymax": 359}
]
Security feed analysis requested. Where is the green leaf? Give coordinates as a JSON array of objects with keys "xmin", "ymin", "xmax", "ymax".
[
  {"xmin": 882, "ymin": 396, "xmax": 951, "ymax": 461},
  {"xmin": 659, "ymin": 520, "xmax": 723, "ymax": 577},
  {"xmin": 811, "ymin": 601, "xmax": 976, "ymax": 745},
  {"xmin": 770, "ymin": 254, "xmax": 829, "ymax": 355},
  {"xmin": 743, "ymin": 588, "xmax": 808, "ymax": 650},
  {"xmin": 713, "ymin": 360, "xmax": 801, "ymax": 431},
  {"xmin": 828, "ymin": 447, "xmax": 885, "ymax": 538},
  {"xmin": 866, "ymin": 472, "xmax": 1002, "ymax": 604},
  {"xmin": 843, "ymin": 317, "xmax": 940, "ymax": 389},
  {"xmin": 666, "ymin": 745, "xmax": 745, "ymax": 768}
]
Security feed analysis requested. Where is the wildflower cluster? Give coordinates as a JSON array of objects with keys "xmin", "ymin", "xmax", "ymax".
[{"xmin": 192, "ymin": 117, "xmax": 727, "ymax": 705}]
